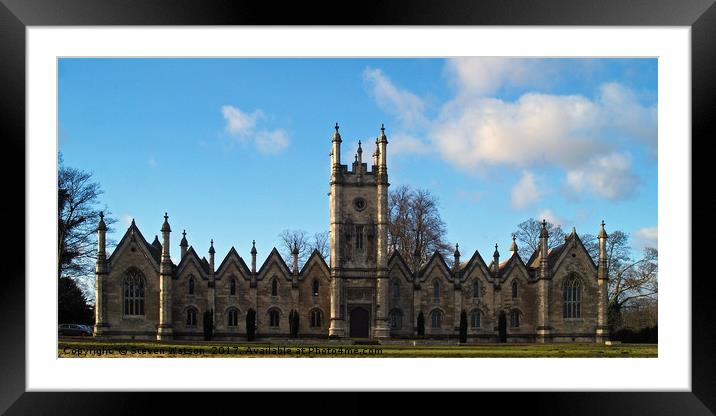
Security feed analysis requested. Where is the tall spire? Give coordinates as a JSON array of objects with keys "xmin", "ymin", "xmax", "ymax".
[
  {"xmin": 510, "ymin": 234, "xmax": 518, "ymax": 256},
  {"xmin": 250, "ymin": 240, "xmax": 257, "ymax": 274},
  {"xmin": 453, "ymin": 243, "xmax": 461, "ymax": 270},
  {"xmin": 332, "ymin": 122, "xmax": 341, "ymax": 142},
  {"xmin": 331, "ymin": 123, "xmax": 342, "ymax": 168},
  {"xmin": 180, "ymin": 230, "xmax": 188, "ymax": 259},
  {"xmin": 291, "ymin": 243, "xmax": 299, "ymax": 275},
  {"xmin": 208, "ymin": 239, "xmax": 215, "ymax": 273},
  {"xmin": 356, "ymin": 140, "xmax": 363, "ymax": 164}
]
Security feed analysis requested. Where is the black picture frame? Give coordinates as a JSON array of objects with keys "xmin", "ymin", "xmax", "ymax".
[{"xmin": 1, "ymin": 0, "xmax": 710, "ymax": 414}]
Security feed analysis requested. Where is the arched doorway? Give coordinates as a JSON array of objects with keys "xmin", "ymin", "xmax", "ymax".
[
  {"xmin": 246, "ymin": 309, "xmax": 256, "ymax": 341},
  {"xmin": 498, "ymin": 311, "xmax": 507, "ymax": 343},
  {"xmin": 349, "ymin": 307, "xmax": 370, "ymax": 338}
]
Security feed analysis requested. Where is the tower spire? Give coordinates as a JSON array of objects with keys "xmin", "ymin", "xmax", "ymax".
[{"xmin": 510, "ymin": 234, "xmax": 518, "ymax": 257}]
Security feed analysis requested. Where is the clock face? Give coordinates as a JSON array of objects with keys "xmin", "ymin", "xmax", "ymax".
[{"xmin": 353, "ymin": 197, "xmax": 367, "ymax": 211}]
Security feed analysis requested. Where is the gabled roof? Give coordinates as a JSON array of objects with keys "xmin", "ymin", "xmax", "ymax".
[
  {"xmin": 256, "ymin": 247, "xmax": 292, "ymax": 280},
  {"xmin": 461, "ymin": 250, "xmax": 492, "ymax": 282},
  {"xmin": 388, "ymin": 250, "xmax": 413, "ymax": 281},
  {"xmin": 417, "ymin": 250, "xmax": 452, "ymax": 282},
  {"xmin": 299, "ymin": 249, "xmax": 330, "ymax": 278},
  {"xmin": 215, "ymin": 246, "xmax": 252, "ymax": 280},
  {"xmin": 108, "ymin": 220, "xmax": 162, "ymax": 272},
  {"xmin": 499, "ymin": 253, "xmax": 530, "ymax": 281},
  {"xmin": 175, "ymin": 246, "xmax": 209, "ymax": 280},
  {"xmin": 549, "ymin": 230, "xmax": 598, "ymax": 273}
]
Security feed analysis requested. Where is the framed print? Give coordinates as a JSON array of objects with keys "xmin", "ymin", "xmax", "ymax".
[{"xmin": 1, "ymin": 0, "xmax": 712, "ymax": 414}]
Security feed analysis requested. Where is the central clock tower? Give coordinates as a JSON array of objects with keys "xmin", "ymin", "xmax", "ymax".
[{"xmin": 327, "ymin": 123, "xmax": 390, "ymax": 339}]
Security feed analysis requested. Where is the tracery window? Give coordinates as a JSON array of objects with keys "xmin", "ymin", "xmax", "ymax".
[
  {"xmin": 227, "ymin": 308, "xmax": 239, "ymax": 327},
  {"xmin": 269, "ymin": 309, "xmax": 280, "ymax": 327},
  {"xmin": 563, "ymin": 276, "xmax": 582, "ymax": 319},
  {"xmin": 123, "ymin": 269, "xmax": 145, "ymax": 316},
  {"xmin": 470, "ymin": 310, "xmax": 481, "ymax": 328},
  {"xmin": 430, "ymin": 309, "xmax": 443, "ymax": 328},
  {"xmin": 310, "ymin": 309, "xmax": 322, "ymax": 328}
]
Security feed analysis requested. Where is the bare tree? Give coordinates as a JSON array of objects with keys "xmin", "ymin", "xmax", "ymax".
[
  {"xmin": 311, "ymin": 231, "xmax": 329, "ymax": 260},
  {"xmin": 608, "ymin": 247, "xmax": 658, "ymax": 330},
  {"xmin": 278, "ymin": 229, "xmax": 309, "ymax": 268},
  {"xmin": 513, "ymin": 218, "xmax": 567, "ymax": 258},
  {"xmin": 569, "ymin": 228, "xmax": 658, "ymax": 331},
  {"xmin": 58, "ymin": 154, "xmax": 116, "ymax": 292},
  {"xmin": 388, "ymin": 185, "xmax": 452, "ymax": 271}
]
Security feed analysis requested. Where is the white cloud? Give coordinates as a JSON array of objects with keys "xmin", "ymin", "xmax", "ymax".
[
  {"xmin": 511, "ymin": 171, "xmax": 541, "ymax": 209},
  {"xmin": 390, "ymin": 133, "xmax": 430, "ymax": 156},
  {"xmin": 445, "ymin": 58, "xmax": 551, "ymax": 96},
  {"xmin": 362, "ymin": 67, "xmax": 428, "ymax": 129},
  {"xmin": 634, "ymin": 226, "xmax": 658, "ymax": 249},
  {"xmin": 221, "ymin": 105, "xmax": 264, "ymax": 136},
  {"xmin": 537, "ymin": 209, "xmax": 565, "ymax": 227},
  {"xmin": 255, "ymin": 129, "xmax": 290, "ymax": 154},
  {"xmin": 221, "ymin": 105, "xmax": 289, "ymax": 154},
  {"xmin": 362, "ymin": 63, "xmax": 656, "ymax": 203},
  {"xmin": 565, "ymin": 152, "xmax": 638, "ymax": 200}
]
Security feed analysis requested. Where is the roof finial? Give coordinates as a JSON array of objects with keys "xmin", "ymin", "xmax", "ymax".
[
  {"xmin": 183, "ymin": 229, "xmax": 186, "ymax": 238},
  {"xmin": 335, "ymin": 122, "xmax": 339, "ymax": 131},
  {"xmin": 510, "ymin": 234, "xmax": 518, "ymax": 254},
  {"xmin": 251, "ymin": 239, "xmax": 257, "ymax": 255},
  {"xmin": 357, "ymin": 140, "xmax": 362, "ymax": 153},
  {"xmin": 599, "ymin": 220, "xmax": 608, "ymax": 238},
  {"xmin": 99, "ymin": 211, "xmax": 104, "ymax": 219},
  {"xmin": 454, "ymin": 243, "xmax": 460, "ymax": 258},
  {"xmin": 493, "ymin": 243, "xmax": 500, "ymax": 257},
  {"xmin": 209, "ymin": 239, "xmax": 215, "ymax": 254}
]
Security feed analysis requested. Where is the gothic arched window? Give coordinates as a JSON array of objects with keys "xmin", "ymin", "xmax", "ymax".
[
  {"xmin": 312, "ymin": 280, "xmax": 320, "ymax": 297},
  {"xmin": 123, "ymin": 269, "xmax": 145, "ymax": 316},
  {"xmin": 430, "ymin": 309, "xmax": 443, "ymax": 328},
  {"xmin": 510, "ymin": 310, "xmax": 520, "ymax": 328},
  {"xmin": 227, "ymin": 308, "xmax": 239, "ymax": 327},
  {"xmin": 432, "ymin": 281, "xmax": 440, "ymax": 302},
  {"xmin": 310, "ymin": 309, "xmax": 322, "ymax": 328},
  {"xmin": 473, "ymin": 281, "xmax": 481, "ymax": 299},
  {"xmin": 188, "ymin": 276, "xmax": 195, "ymax": 295},
  {"xmin": 230, "ymin": 278, "xmax": 237, "ymax": 296},
  {"xmin": 511, "ymin": 281, "xmax": 518, "ymax": 299},
  {"xmin": 271, "ymin": 277, "xmax": 278, "ymax": 297},
  {"xmin": 470, "ymin": 310, "xmax": 481, "ymax": 328},
  {"xmin": 186, "ymin": 307, "xmax": 198, "ymax": 326},
  {"xmin": 389, "ymin": 309, "xmax": 403, "ymax": 329},
  {"xmin": 563, "ymin": 276, "xmax": 582, "ymax": 319},
  {"xmin": 269, "ymin": 309, "xmax": 280, "ymax": 327}
]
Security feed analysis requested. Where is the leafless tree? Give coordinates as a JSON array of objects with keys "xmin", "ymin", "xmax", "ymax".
[
  {"xmin": 278, "ymin": 229, "xmax": 309, "ymax": 268},
  {"xmin": 608, "ymin": 246, "xmax": 658, "ymax": 329},
  {"xmin": 311, "ymin": 231, "xmax": 329, "ymax": 260},
  {"xmin": 570, "ymin": 228, "xmax": 658, "ymax": 330},
  {"xmin": 58, "ymin": 154, "xmax": 116, "ymax": 298},
  {"xmin": 388, "ymin": 185, "xmax": 452, "ymax": 271},
  {"xmin": 513, "ymin": 218, "xmax": 567, "ymax": 258}
]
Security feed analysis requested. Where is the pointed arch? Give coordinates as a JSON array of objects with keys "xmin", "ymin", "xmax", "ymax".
[
  {"xmin": 563, "ymin": 273, "xmax": 583, "ymax": 319},
  {"xmin": 123, "ymin": 268, "xmax": 145, "ymax": 316}
]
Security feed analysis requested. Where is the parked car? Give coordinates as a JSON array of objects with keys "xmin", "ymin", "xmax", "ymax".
[{"xmin": 58, "ymin": 323, "xmax": 92, "ymax": 337}]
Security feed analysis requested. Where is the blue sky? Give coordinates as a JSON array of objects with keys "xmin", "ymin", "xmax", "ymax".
[{"xmin": 58, "ymin": 58, "xmax": 657, "ymax": 263}]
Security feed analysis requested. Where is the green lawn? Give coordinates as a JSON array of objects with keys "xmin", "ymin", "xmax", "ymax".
[{"xmin": 58, "ymin": 339, "xmax": 657, "ymax": 358}]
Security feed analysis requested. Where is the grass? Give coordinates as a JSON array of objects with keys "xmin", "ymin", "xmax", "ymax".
[{"xmin": 58, "ymin": 339, "xmax": 657, "ymax": 358}]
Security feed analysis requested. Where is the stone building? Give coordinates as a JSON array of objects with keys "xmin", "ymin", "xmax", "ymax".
[{"xmin": 93, "ymin": 124, "xmax": 609, "ymax": 343}]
